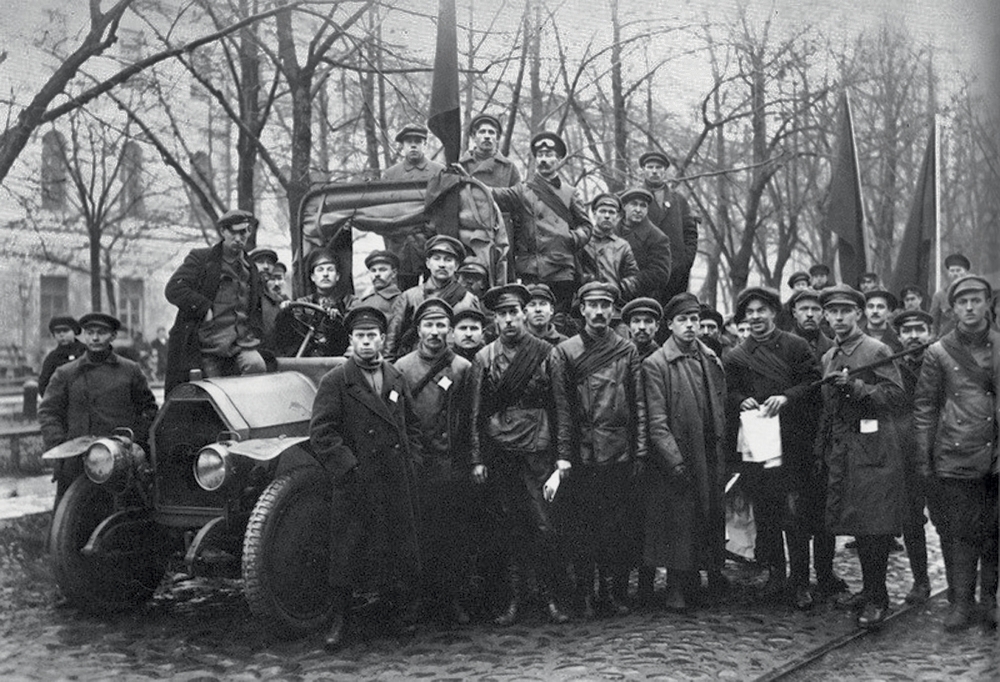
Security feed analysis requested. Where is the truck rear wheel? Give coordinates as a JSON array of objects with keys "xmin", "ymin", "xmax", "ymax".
[
  {"xmin": 242, "ymin": 467, "xmax": 335, "ymax": 637},
  {"xmin": 49, "ymin": 475, "xmax": 165, "ymax": 613}
]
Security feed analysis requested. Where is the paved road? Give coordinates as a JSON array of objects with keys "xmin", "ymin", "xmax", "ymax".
[{"xmin": 0, "ymin": 508, "xmax": 994, "ymax": 681}]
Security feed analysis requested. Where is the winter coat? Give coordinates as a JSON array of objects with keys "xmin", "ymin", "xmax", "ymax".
[
  {"xmin": 641, "ymin": 336, "xmax": 727, "ymax": 571},
  {"xmin": 164, "ymin": 243, "xmax": 264, "ymax": 393},
  {"xmin": 644, "ymin": 184, "xmax": 698, "ymax": 301},
  {"xmin": 457, "ymin": 151, "xmax": 521, "ymax": 189},
  {"xmin": 385, "ymin": 280, "xmax": 480, "ymax": 359},
  {"xmin": 358, "ymin": 285, "xmax": 402, "ymax": 317},
  {"xmin": 617, "ymin": 217, "xmax": 672, "ymax": 303},
  {"xmin": 38, "ymin": 340, "xmax": 87, "ymax": 398},
  {"xmin": 580, "ymin": 233, "xmax": 639, "ymax": 298},
  {"xmin": 382, "ymin": 157, "xmax": 446, "ymax": 278},
  {"xmin": 550, "ymin": 330, "xmax": 646, "ymax": 466},
  {"xmin": 815, "ymin": 330, "xmax": 908, "ymax": 535},
  {"xmin": 39, "ymin": 351, "xmax": 158, "ymax": 449},
  {"xmin": 913, "ymin": 327, "xmax": 1000, "ymax": 480}
]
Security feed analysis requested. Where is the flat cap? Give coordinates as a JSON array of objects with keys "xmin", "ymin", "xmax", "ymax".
[
  {"xmin": 809, "ymin": 263, "xmax": 831, "ymax": 277},
  {"xmin": 425, "ymin": 234, "xmax": 467, "ymax": 261},
  {"xmin": 483, "ymin": 283, "xmax": 531, "ymax": 311},
  {"xmin": 591, "ymin": 192, "xmax": 622, "ymax": 213},
  {"xmin": 395, "ymin": 123, "xmax": 428, "ymax": 143},
  {"xmin": 307, "ymin": 249, "xmax": 337, "ymax": 272},
  {"xmin": 663, "ymin": 292, "xmax": 701, "ymax": 320},
  {"xmin": 899, "ymin": 284, "xmax": 927, "ymax": 300},
  {"xmin": 457, "ymin": 256, "xmax": 489, "ymax": 279},
  {"xmin": 788, "ymin": 288, "xmax": 822, "ymax": 308},
  {"xmin": 944, "ymin": 253, "xmax": 971, "ymax": 270},
  {"xmin": 78, "ymin": 312, "xmax": 122, "ymax": 332},
  {"xmin": 948, "ymin": 274, "xmax": 992, "ymax": 306},
  {"xmin": 576, "ymin": 281, "xmax": 619, "ymax": 304},
  {"xmin": 273, "ymin": 262, "xmax": 288, "ymax": 274},
  {"xmin": 452, "ymin": 304, "xmax": 487, "ymax": 325},
  {"xmin": 618, "ymin": 187, "xmax": 654, "ymax": 206},
  {"xmin": 787, "ymin": 271, "xmax": 810, "ymax": 288},
  {"xmin": 364, "ymin": 250, "xmax": 400, "ymax": 270},
  {"xmin": 638, "ymin": 150, "xmax": 671, "ymax": 168},
  {"xmin": 526, "ymin": 283, "xmax": 556, "ymax": 304},
  {"xmin": 819, "ymin": 283, "xmax": 865, "ymax": 309},
  {"xmin": 248, "ymin": 247, "xmax": 278, "ymax": 264},
  {"xmin": 621, "ymin": 297, "xmax": 663, "ymax": 323},
  {"xmin": 217, "ymin": 209, "xmax": 257, "ymax": 231},
  {"xmin": 864, "ymin": 288, "xmax": 898, "ymax": 311},
  {"xmin": 49, "ymin": 316, "xmax": 81, "ymax": 335},
  {"xmin": 699, "ymin": 304, "xmax": 725, "ymax": 329},
  {"xmin": 344, "ymin": 306, "xmax": 387, "ymax": 333},
  {"xmin": 414, "ymin": 297, "xmax": 453, "ymax": 323},
  {"xmin": 530, "ymin": 131, "xmax": 567, "ymax": 158},
  {"xmin": 469, "ymin": 113, "xmax": 502, "ymax": 135},
  {"xmin": 892, "ymin": 309, "xmax": 934, "ymax": 331},
  {"xmin": 735, "ymin": 286, "xmax": 782, "ymax": 322}
]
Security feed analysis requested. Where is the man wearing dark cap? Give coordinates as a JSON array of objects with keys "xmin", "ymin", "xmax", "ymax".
[
  {"xmin": 809, "ymin": 264, "xmax": 833, "ymax": 290},
  {"xmin": 525, "ymin": 283, "xmax": 566, "ymax": 345},
  {"xmin": 724, "ymin": 287, "xmax": 824, "ymax": 610},
  {"xmin": 550, "ymin": 282, "xmax": 645, "ymax": 618},
  {"xmin": 642, "ymin": 292, "xmax": 728, "ymax": 611},
  {"xmin": 858, "ymin": 272, "xmax": 881, "ymax": 293},
  {"xmin": 310, "ymin": 305, "xmax": 424, "ymax": 650},
  {"xmin": 892, "ymin": 308, "xmax": 935, "ymax": 606},
  {"xmin": 358, "ymin": 250, "xmax": 403, "ymax": 316},
  {"xmin": 469, "ymin": 283, "xmax": 568, "ymax": 625},
  {"xmin": 929, "ymin": 253, "xmax": 972, "ymax": 336},
  {"xmin": 624, "ymin": 298, "xmax": 662, "ymax": 361},
  {"xmin": 915, "ymin": 274, "xmax": 998, "ymax": 631},
  {"xmin": 456, "ymin": 256, "xmax": 490, "ymax": 299},
  {"xmin": 788, "ymin": 271, "xmax": 811, "ymax": 292},
  {"xmin": 38, "ymin": 316, "xmax": 85, "ymax": 398},
  {"xmin": 386, "ymin": 235, "xmax": 480, "ymax": 359},
  {"xmin": 491, "ymin": 132, "xmax": 592, "ymax": 314},
  {"xmin": 451, "ymin": 305, "xmax": 487, "ymax": 362},
  {"xmin": 269, "ymin": 261, "xmax": 288, "ymax": 300},
  {"xmin": 580, "ymin": 193, "xmax": 639, "ymax": 296},
  {"xmin": 617, "ymin": 187, "xmax": 673, "ymax": 307},
  {"xmin": 274, "ymin": 249, "xmax": 354, "ymax": 357},
  {"xmin": 164, "ymin": 209, "xmax": 265, "ymax": 392},
  {"xmin": 815, "ymin": 284, "xmax": 908, "ymax": 628},
  {"xmin": 900, "ymin": 285, "xmax": 927, "ymax": 312},
  {"xmin": 862, "ymin": 289, "xmax": 902, "ymax": 352},
  {"xmin": 383, "ymin": 124, "xmax": 446, "ymax": 290},
  {"xmin": 394, "ymin": 298, "xmax": 475, "ymax": 625},
  {"xmin": 458, "ymin": 114, "xmax": 521, "ymax": 189},
  {"xmin": 698, "ymin": 304, "xmax": 726, "ymax": 357},
  {"xmin": 639, "ymin": 150, "xmax": 698, "ymax": 301},
  {"xmin": 248, "ymin": 247, "xmax": 283, "ymax": 347},
  {"xmin": 789, "ymin": 289, "xmax": 834, "ymax": 361},
  {"xmin": 39, "ymin": 312, "xmax": 157, "ymax": 511}
]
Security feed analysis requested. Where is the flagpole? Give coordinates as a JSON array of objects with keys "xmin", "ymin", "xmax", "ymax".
[
  {"xmin": 845, "ymin": 92, "xmax": 868, "ymax": 271},
  {"xmin": 933, "ymin": 115, "xmax": 941, "ymax": 293}
]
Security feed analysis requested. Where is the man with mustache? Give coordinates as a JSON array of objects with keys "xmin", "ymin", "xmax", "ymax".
[
  {"xmin": 468, "ymin": 284, "xmax": 570, "ymax": 626},
  {"xmin": 525, "ymin": 283, "xmax": 566, "ymax": 346},
  {"xmin": 641, "ymin": 293, "xmax": 728, "ymax": 612},
  {"xmin": 724, "ymin": 287, "xmax": 823, "ymax": 610},
  {"xmin": 580, "ymin": 193, "xmax": 639, "ymax": 297},
  {"xmin": 358, "ymin": 250, "xmax": 403, "ymax": 316},
  {"xmin": 638, "ymin": 150, "xmax": 698, "ymax": 302},
  {"xmin": 616, "ymin": 188, "xmax": 673, "ymax": 307},
  {"xmin": 458, "ymin": 114, "xmax": 521, "ymax": 189},
  {"xmin": 862, "ymin": 289, "xmax": 903, "ymax": 352},
  {"xmin": 451, "ymin": 305, "xmax": 487, "ymax": 362},
  {"xmin": 551, "ymin": 282, "xmax": 646, "ymax": 619},
  {"xmin": 385, "ymin": 235, "xmax": 480, "ymax": 359},
  {"xmin": 891, "ymin": 309, "xmax": 935, "ymax": 607},
  {"xmin": 915, "ymin": 275, "xmax": 999, "ymax": 631},
  {"xmin": 274, "ymin": 249, "xmax": 354, "ymax": 357},
  {"xmin": 395, "ymin": 298, "xmax": 474, "ymax": 625},
  {"xmin": 491, "ymin": 132, "xmax": 592, "ymax": 316}
]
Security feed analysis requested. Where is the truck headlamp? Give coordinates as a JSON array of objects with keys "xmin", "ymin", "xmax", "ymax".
[{"xmin": 194, "ymin": 443, "xmax": 231, "ymax": 492}]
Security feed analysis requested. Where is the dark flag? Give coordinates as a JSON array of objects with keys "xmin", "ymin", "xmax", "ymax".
[
  {"xmin": 428, "ymin": 0, "xmax": 461, "ymax": 164},
  {"xmin": 889, "ymin": 122, "xmax": 937, "ymax": 296},
  {"xmin": 823, "ymin": 92, "xmax": 867, "ymax": 287}
]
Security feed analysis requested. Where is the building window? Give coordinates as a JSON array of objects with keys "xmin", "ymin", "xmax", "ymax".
[
  {"xmin": 118, "ymin": 278, "xmax": 145, "ymax": 338},
  {"xmin": 39, "ymin": 275, "xmax": 69, "ymax": 338},
  {"xmin": 121, "ymin": 141, "xmax": 145, "ymax": 218},
  {"xmin": 41, "ymin": 130, "xmax": 67, "ymax": 209}
]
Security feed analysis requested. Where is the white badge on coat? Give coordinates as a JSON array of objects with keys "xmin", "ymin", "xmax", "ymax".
[
  {"xmin": 859, "ymin": 419, "xmax": 878, "ymax": 434},
  {"xmin": 388, "ymin": 389, "xmax": 399, "ymax": 403},
  {"xmin": 437, "ymin": 376, "xmax": 453, "ymax": 390}
]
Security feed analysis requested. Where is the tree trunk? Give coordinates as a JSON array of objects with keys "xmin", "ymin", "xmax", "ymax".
[{"xmin": 610, "ymin": 0, "xmax": 628, "ymax": 188}]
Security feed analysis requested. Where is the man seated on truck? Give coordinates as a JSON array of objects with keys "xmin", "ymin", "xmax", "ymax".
[{"xmin": 272, "ymin": 249, "xmax": 355, "ymax": 357}]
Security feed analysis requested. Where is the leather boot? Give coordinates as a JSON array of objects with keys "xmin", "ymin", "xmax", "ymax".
[
  {"xmin": 944, "ymin": 542, "xmax": 977, "ymax": 632},
  {"xmin": 599, "ymin": 567, "xmax": 630, "ymax": 616},
  {"xmin": 940, "ymin": 537, "xmax": 955, "ymax": 604},
  {"xmin": 663, "ymin": 570, "xmax": 691, "ymax": 612},
  {"xmin": 493, "ymin": 562, "xmax": 520, "ymax": 627},
  {"xmin": 904, "ymin": 527, "xmax": 931, "ymax": 604},
  {"xmin": 577, "ymin": 560, "xmax": 596, "ymax": 619},
  {"xmin": 323, "ymin": 589, "xmax": 349, "ymax": 652},
  {"xmin": 542, "ymin": 583, "xmax": 571, "ymax": 624},
  {"xmin": 635, "ymin": 566, "xmax": 655, "ymax": 609},
  {"xmin": 979, "ymin": 551, "xmax": 997, "ymax": 629}
]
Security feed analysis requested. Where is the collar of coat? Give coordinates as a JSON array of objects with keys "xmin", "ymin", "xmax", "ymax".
[
  {"xmin": 371, "ymin": 284, "xmax": 402, "ymax": 300},
  {"xmin": 661, "ymin": 335, "xmax": 717, "ymax": 364},
  {"xmin": 833, "ymin": 328, "xmax": 866, "ymax": 356},
  {"xmin": 401, "ymin": 157, "xmax": 430, "ymax": 172},
  {"xmin": 459, "ymin": 150, "xmax": 513, "ymax": 168},
  {"xmin": 79, "ymin": 350, "xmax": 120, "ymax": 368},
  {"xmin": 343, "ymin": 357, "xmax": 405, "ymax": 426}
]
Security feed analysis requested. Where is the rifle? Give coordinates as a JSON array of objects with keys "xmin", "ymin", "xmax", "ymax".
[{"xmin": 809, "ymin": 341, "xmax": 932, "ymax": 391}]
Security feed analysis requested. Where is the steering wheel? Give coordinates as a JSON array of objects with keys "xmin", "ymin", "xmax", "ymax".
[{"xmin": 282, "ymin": 301, "xmax": 338, "ymax": 358}]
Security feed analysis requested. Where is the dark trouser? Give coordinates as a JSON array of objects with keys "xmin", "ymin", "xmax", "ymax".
[
  {"xmin": 855, "ymin": 534, "xmax": 892, "ymax": 607},
  {"xmin": 903, "ymin": 473, "xmax": 929, "ymax": 584},
  {"xmin": 929, "ymin": 475, "xmax": 999, "ymax": 606},
  {"xmin": 747, "ymin": 465, "xmax": 788, "ymax": 577},
  {"xmin": 798, "ymin": 467, "xmax": 838, "ymax": 585},
  {"xmin": 418, "ymin": 476, "xmax": 476, "ymax": 603}
]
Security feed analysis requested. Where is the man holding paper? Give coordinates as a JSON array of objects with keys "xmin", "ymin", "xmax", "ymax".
[
  {"xmin": 724, "ymin": 287, "xmax": 823, "ymax": 610},
  {"xmin": 550, "ymin": 281, "xmax": 646, "ymax": 618}
]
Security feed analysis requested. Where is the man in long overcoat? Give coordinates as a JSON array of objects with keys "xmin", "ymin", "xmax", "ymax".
[
  {"xmin": 309, "ymin": 306, "xmax": 424, "ymax": 651},
  {"xmin": 616, "ymin": 188, "xmax": 672, "ymax": 307},
  {"xmin": 815, "ymin": 284, "xmax": 908, "ymax": 629},
  {"xmin": 642, "ymin": 292, "xmax": 728, "ymax": 611},
  {"xmin": 638, "ymin": 151, "xmax": 698, "ymax": 302}
]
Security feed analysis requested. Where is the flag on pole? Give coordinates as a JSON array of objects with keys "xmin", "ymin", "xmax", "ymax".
[
  {"xmin": 823, "ymin": 92, "xmax": 867, "ymax": 287},
  {"xmin": 428, "ymin": 0, "xmax": 461, "ymax": 164},
  {"xmin": 889, "ymin": 121, "xmax": 937, "ymax": 296}
]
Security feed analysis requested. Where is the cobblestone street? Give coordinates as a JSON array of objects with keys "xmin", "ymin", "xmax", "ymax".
[{"xmin": 1, "ymin": 509, "xmax": 994, "ymax": 680}]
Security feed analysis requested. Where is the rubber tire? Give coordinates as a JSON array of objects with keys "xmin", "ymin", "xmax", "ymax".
[
  {"xmin": 49, "ymin": 475, "xmax": 165, "ymax": 614},
  {"xmin": 242, "ymin": 467, "xmax": 336, "ymax": 638}
]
